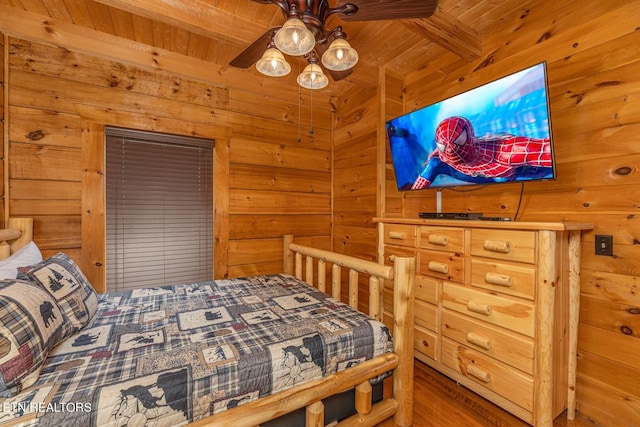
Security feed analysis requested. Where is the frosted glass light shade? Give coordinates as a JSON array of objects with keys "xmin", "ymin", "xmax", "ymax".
[
  {"xmin": 256, "ymin": 48, "xmax": 291, "ymax": 77},
  {"xmin": 297, "ymin": 63, "xmax": 329, "ymax": 90},
  {"xmin": 321, "ymin": 38, "xmax": 358, "ymax": 71},
  {"xmin": 274, "ymin": 18, "xmax": 316, "ymax": 56}
]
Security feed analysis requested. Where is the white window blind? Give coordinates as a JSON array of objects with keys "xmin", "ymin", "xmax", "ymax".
[{"xmin": 105, "ymin": 127, "xmax": 214, "ymax": 292}]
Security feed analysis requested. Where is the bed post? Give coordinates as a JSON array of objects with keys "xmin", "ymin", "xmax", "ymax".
[
  {"xmin": 392, "ymin": 255, "xmax": 415, "ymax": 427},
  {"xmin": 283, "ymin": 234, "xmax": 294, "ymax": 275}
]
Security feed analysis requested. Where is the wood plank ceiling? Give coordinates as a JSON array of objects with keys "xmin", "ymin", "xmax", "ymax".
[{"xmin": 0, "ymin": 0, "xmax": 535, "ymax": 97}]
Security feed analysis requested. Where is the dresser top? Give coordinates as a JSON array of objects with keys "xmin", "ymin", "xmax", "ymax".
[{"xmin": 374, "ymin": 217, "xmax": 594, "ymax": 232}]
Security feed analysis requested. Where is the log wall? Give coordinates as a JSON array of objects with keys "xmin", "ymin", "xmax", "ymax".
[
  {"xmin": 5, "ymin": 37, "xmax": 333, "ymax": 289},
  {"xmin": 379, "ymin": 1, "xmax": 640, "ymax": 425},
  {"xmin": 0, "ymin": 34, "xmax": 5, "ymax": 227}
]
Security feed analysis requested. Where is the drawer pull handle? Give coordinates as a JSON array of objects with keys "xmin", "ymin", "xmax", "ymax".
[
  {"xmin": 466, "ymin": 332, "xmax": 492, "ymax": 350},
  {"xmin": 485, "ymin": 272, "xmax": 512, "ymax": 287},
  {"xmin": 428, "ymin": 234, "xmax": 449, "ymax": 246},
  {"xmin": 467, "ymin": 300, "xmax": 492, "ymax": 316},
  {"xmin": 467, "ymin": 365, "xmax": 491, "ymax": 383},
  {"xmin": 483, "ymin": 239, "xmax": 511, "ymax": 254},
  {"xmin": 389, "ymin": 231, "xmax": 406, "ymax": 240},
  {"xmin": 428, "ymin": 261, "xmax": 449, "ymax": 274}
]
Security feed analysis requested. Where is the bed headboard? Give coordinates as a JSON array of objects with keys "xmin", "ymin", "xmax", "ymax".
[{"xmin": 0, "ymin": 218, "xmax": 34, "ymax": 260}]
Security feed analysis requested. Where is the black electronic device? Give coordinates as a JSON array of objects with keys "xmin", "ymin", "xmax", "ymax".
[
  {"xmin": 419, "ymin": 212, "xmax": 483, "ymax": 220},
  {"xmin": 419, "ymin": 212, "xmax": 512, "ymax": 221}
]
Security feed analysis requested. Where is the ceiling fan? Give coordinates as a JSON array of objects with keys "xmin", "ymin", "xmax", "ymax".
[{"xmin": 230, "ymin": 0, "xmax": 439, "ymax": 86}]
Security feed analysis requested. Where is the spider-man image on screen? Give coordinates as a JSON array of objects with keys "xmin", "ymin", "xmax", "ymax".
[
  {"xmin": 406, "ymin": 116, "xmax": 553, "ymax": 189},
  {"xmin": 386, "ymin": 62, "xmax": 556, "ymax": 191}
]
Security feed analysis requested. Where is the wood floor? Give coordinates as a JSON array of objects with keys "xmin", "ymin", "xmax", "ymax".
[{"xmin": 380, "ymin": 360, "xmax": 596, "ymax": 427}]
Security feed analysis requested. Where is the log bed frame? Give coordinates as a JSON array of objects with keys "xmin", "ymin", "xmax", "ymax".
[{"xmin": 0, "ymin": 222, "xmax": 416, "ymax": 427}]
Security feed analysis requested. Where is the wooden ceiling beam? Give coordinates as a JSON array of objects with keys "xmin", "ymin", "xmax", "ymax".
[
  {"xmin": 402, "ymin": 8, "xmax": 482, "ymax": 62},
  {"xmin": 0, "ymin": 6, "xmax": 291, "ymax": 97},
  {"xmin": 91, "ymin": 0, "xmax": 270, "ymax": 46}
]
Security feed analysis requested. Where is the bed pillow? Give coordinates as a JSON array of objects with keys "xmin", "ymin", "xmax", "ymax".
[
  {"xmin": 0, "ymin": 279, "xmax": 72, "ymax": 397},
  {"xmin": 19, "ymin": 253, "xmax": 99, "ymax": 332},
  {"xmin": 0, "ymin": 241, "xmax": 43, "ymax": 280}
]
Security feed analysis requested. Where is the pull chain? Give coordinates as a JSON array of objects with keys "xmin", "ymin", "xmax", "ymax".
[
  {"xmin": 309, "ymin": 89, "xmax": 314, "ymax": 136},
  {"xmin": 297, "ymin": 61, "xmax": 302, "ymax": 142}
]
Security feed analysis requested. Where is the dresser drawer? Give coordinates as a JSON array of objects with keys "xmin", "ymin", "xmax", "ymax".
[
  {"xmin": 470, "ymin": 229, "xmax": 536, "ymax": 264},
  {"xmin": 383, "ymin": 224, "xmax": 417, "ymax": 248},
  {"xmin": 441, "ymin": 337, "xmax": 534, "ymax": 412},
  {"xmin": 414, "ymin": 325, "xmax": 437, "ymax": 360},
  {"xmin": 419, "ymin": 249, "xmax": 465, "ymax": 283},
  {"xmin": 471, "ymin": 258, "xmax": 536, "ymax": 300},
  {"xmin": 415, "ymin": 275, "xmax": 438, "ymax": 305},
  {"xmin": 441, "ymin": 310, "xmax": 534, "ymax": 374},
  {"xmin": 420, "ymin": 226, "xmax": 465, "ymax": 253},
  {"xmin": 415, "ymin": 299, "xmax": 437, "ymax": 331},
  {"xmin": 442, "ymin": 283, "xmax": 535, "ymax": 337},
  {"xmin": 382, "ymin": 244, "xmax": 416, "ymax": 267}
]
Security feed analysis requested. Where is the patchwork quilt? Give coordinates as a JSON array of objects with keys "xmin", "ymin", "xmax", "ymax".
[{"xmin": 0, "ymin": 274, "xmax": 393, "ymax": 426}]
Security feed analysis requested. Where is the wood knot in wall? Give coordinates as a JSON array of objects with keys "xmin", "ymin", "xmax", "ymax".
[
  {"xmin": 615, "ymin": 166, "xmax": 632, "ymax": 176},
  {"xmin": 26, "ymin": 130, "xmax": 45, "ymax": 141}
]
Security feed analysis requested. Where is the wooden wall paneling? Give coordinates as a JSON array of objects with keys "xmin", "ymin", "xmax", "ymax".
[
  {"xmin": 391, "ymin": 2, "xmax": 640, "ymax": 426},
  {"xmin": 225, "ymin": 84, "xmax": 333, "ymax": 275},
  {"xmin": 76, "ymin": 104, "xmax": 227, "ymax": 140},
  {"xmin": 81, "ymin": 122, "xmax": 105, "ymax": 292},
  {"xmin": 228, "ymin": 87, "xmax": 333, "ymax": 131},
  {"xmin": 580, "ymin": 268, "xmax": 640, "ymax": 307},
  {"xmin": 333, "ymin": 83, "xmax": 379, "ymax": 310},
  {"xmin": 382, "ymin": 71, "xmax": 405, "ymax": 218},
  {"xmin": 332, "ymin": 211, "xmax": 377, "ymax": 229},
  {"xmin": 229, "ymin": 189, "xmax": 329, "ymax": 215},
  {"xmin": 229, "ymin": 138, "xmax": 330, "ymax": 171},
  {"xmin": 405, "ymin": 1, "xmax": 640, "ymax": 109},
  {"xmin": 214, "ymin": 137, "xmax": 230, "ymax": 280},
  {"xmin": 32, "ymin": 214, "xmax": 80, "ymax": 251},
  {"xmin": 575, "ymin": 344, "xmax": 639, "ymax": 402},
  {"xmin": 230, "ymin": 164, "xmax": 330, "ymax": 194},
  {"xmin": 9, "ymin": 106, "xmax": 82, "ymax": 148},
  {"xmin": 229, "ymin": 214, "xmax": 331, "ymax": 240},
  {"xmin": 8, "ymin": 39, "xmax": 231, "ymax": 108},
  {"xmin": 333, "ymin": 163, "xmax": 377, "ymax": 199},
  {"xmin": 227, "ymin": 114, "xmax": 331, "ymax": 149},
  {"xmin": 7, "ymin": 33, "xmax": 332, "ymax": 289},
  {"xmin": 9, "ymin": 142, "xmax": 81, "ymax": 181},
  {"xmin": 1, "ymin": 32, "xmax": 5, "ymax": 227},
  {"xmin": 229, "ymin": 237, "xmax": 284, "ymax": 268},
  {"xmin": 579, "ymin": 296, "xmax": 640, "ymax": 342},
  {"xmin": 575, "ymin": 376, "xmax": 640, "ymax": 426},
  {"xmin": 377, "ymin": 69, "xmax": 388, "ymax": 219}
]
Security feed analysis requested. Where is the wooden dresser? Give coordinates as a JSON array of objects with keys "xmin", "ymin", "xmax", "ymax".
[{"xmin": 375, "ymin": 218, "xmax": 593, "ymax": 426}]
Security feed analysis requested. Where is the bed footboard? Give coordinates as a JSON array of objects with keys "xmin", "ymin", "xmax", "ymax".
[{"xmin": 191, "ymin": 235, "xmax": 415, "ymax": 427}]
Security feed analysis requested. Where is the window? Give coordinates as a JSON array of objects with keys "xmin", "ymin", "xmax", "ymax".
[{"xmin": 105, "ymin": 127, "xmax": 214, "ymax": 291}]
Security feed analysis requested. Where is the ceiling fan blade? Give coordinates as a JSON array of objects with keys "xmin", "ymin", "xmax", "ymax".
[
  {"xmin": 230, "ymin": 26, "xmax": 281, "ymax": 68},
  {"xmin": 314, "ymin": 43, "xmax": 353, "ymax": 82},
  {"xmin": 336, "ymin": 0, "xmax": 438, "ymax": 21}
]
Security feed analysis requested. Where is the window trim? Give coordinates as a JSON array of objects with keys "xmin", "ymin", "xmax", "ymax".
[
  {"xmin": 104, "ymin": 126, "xmax": 214, "ymax": 291},
  {"xmin": 81, "ymin": 122, "xmax": 230, "ymax": 293}
]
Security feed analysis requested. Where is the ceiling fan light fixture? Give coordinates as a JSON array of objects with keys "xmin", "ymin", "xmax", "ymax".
[
  {"xmin": 321, "ymin": 37, "xmax": 358, "ymax": 71},
  {"xmin": 297, "ymin": 62, "xmax": 329, "ymax": 90},
  {"xmin": 274, "ymin": 17, "xmax": 316, "ymax": 56},
  {"xmin": 256, "ymin": 47, "xmax": 291, "ymax": 77}
]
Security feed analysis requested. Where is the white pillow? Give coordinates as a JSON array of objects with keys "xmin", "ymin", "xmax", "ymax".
[{"xmin": 0, "ymin": 241, "xmax": 43, "ymax": 280}]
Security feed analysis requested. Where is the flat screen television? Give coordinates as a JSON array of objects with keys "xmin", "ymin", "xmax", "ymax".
[{"xmin": 386, "ymin": 62, "xmax": 556, "ymax": 191}]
